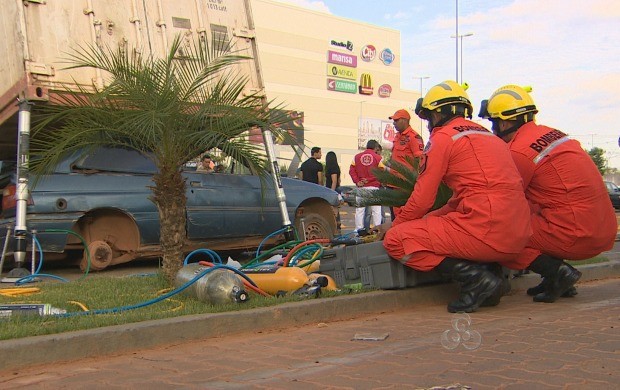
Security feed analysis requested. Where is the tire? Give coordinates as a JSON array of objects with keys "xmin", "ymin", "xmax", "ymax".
[{"xmin": 294, "ymin": 204, "xmax": 337, "ymax": 240}]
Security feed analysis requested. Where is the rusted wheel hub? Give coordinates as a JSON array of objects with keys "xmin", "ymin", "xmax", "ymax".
[{"xmin": 81, "ymin": 240, "xmax": 113, "ymax": 271}]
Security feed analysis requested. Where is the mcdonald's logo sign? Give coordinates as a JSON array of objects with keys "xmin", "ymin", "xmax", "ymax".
[{"xmin": 359, "ymin": 73, "xmax": 373, "ymax": 95}]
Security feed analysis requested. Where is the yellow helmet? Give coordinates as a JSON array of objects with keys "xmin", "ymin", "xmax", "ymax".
[
  {"xmin": 415, "ymin": 80, "xmax": 473, "ymax": 119},
  {"xmin": 480, "ymin": 85, "xmax": 538, "ymax": 120}
]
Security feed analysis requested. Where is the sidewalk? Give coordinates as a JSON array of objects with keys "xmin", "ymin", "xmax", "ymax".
[{"xmin": 1, "ymin": 275, "xmax": 618, "ymax": 388}]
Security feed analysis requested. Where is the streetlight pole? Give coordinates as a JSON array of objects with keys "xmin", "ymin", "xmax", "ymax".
[
  {"xmin": 412, "ymin": 76, "xmax": 430, "ymax": 133},
  {"xmin": 451, "ymin": 33, "xmax": 473, "ymax": 83},
  {"xmin": 455, "ymin": 0, "xmax": 459, "ymax": 82}
]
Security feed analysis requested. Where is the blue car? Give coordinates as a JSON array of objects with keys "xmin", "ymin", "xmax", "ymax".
[{"xmin": 0, "ymin": 147, "xmax": 340, "ymax": 270}]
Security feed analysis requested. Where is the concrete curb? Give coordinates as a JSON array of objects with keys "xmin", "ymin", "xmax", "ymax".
[{"xmin": 1, "ymin": 259, "xmax": 619, "ymax": 372}]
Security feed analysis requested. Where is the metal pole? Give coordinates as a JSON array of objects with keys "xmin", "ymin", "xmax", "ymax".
[
  {"xmin": 412, "ymin": 76, "xmax": 429, "ymax": 132},
  {"xmin": 455, "ymin": 0, "xmax": 459, "ymax": 82},
  {"xmin": 460, "ymin": 33, "xmax": 473, "ymax": 83},
  {"xmin": 10, "ymin": 100, "xmax": 33, "ymax": 278},
  {"xmin": 2, "ymin": 100, "xmax": 34, "ymax": 281},
  {"xmin": 261, "ymin": 127, "xmax": 295, "ymax": 241}
]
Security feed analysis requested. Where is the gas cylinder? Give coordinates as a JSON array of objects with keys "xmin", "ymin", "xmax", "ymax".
[
  {"xmin": 299, "ymin": 260, "xmax": 320, "ymax": 274},
  {"xmin": 307, "ymin": 273, "xmax": 339, "ymax": 291},
  {"xmin": 242, "ymin": 266, "xmax": 310, "ymax": 295},
  {"xmin": 175, "ymin": 264, "xmax": 249, "ymax": 305}
]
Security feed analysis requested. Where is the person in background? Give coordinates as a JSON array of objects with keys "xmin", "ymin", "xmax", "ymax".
[
  {"xmin": 299, "ymin": 146, "xmax": 323, "ymax": 185},
  {"xmin": 387, "ymin": 109, "xmax": 424, "ymax": 220},
  {"xmin": 197, "ymin": 154, "xmax": 214, "ymax": 173},
  {"xmin": 375, "ymin": 80, "xmax": 532, "ymax": 313},
  {"xmin": 349, "ymin": 139, "xmax": 385, "ymax": 233},
  {"xmin": 325, "ymin": 151, "xmax": 342, "ymax": 230},
  {"xmin": 364, "ymin": 143, "xmax": 388, "ymax": 230},
  {"xmin": 479, "ymin": 84, "xmax": 617, "ymax": 303},
  {"xmin": 324, "ymin": 151, "xmax": 341, "ymax": 192}
]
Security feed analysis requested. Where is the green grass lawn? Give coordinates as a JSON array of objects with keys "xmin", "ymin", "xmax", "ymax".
[{"xmin": 0, "ymin": 271, "xmax": 362, "ymax": 340}]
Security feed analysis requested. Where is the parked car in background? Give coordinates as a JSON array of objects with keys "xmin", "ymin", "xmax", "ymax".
[
  {"xmin": 0, "ymin": 147, "xmax": 340, "ymax": 270},
  {"xmin": 605, "ymin": 181, "xmax": 620, "ymax": 209}
]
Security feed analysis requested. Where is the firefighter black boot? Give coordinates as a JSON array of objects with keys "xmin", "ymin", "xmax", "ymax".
[
  {"xmin": 527, "ymin": 255, "xmax": 581, "ymax": 303},
  {"xmin": 526, "ymin": 279, "xmax": 578, "ymax": 297},
  {"xmin": 480, "ymin": 262, "xmax": 511, "ymax": 307},
  {"xmin": 436, "ymin": 258, "xmax": 503, "ymax": 313}
]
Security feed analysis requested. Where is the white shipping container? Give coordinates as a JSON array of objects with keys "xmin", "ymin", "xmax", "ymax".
[{"xmin": 0, "ymin": 0, "xmax": 264, "ymax": 159}]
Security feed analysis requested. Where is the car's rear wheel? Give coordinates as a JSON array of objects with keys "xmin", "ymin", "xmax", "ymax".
[
  {"xmin": 294, "ymin": 202, "xmax": 337, "ymax": 241},
  {"xmin": 76, "ymin": 210, "xmax": 141, "ymax": 271}
]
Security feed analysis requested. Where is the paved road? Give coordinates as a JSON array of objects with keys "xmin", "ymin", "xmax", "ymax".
[{"xmin": 1, "ymin": 277, "xmax": 618, "ymax": 389}]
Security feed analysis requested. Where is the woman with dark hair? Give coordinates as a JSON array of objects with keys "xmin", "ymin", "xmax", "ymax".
[{"xmin": 324, "ymin": 151, "xmax": 341, "ymax": 192}]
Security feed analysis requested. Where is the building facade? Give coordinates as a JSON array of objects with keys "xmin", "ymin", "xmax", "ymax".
[{"xmin": 251, "ymin": 0, "xmax": 421, "ymax": 184}]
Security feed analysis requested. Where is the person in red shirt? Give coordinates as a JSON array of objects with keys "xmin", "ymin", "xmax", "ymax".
[
  {"xmin": 387, "ymin": 109, "xmax": 424, "ymax": 219},
  {"xmin": 479, "ymin": 85, "xmax": 617, "ymax": 303},
  {"xmin": 376, "ymin": 80, "xmax": 532, "ymax": 313},
  {"xmin": 349, "ymin": 140, "xmax": 386, "ymax": 232}
]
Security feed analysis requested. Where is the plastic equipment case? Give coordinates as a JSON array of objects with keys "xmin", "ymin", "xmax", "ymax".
[{"xmin": 319, "ymin": 241, "xmax": 445, "ymax": 289}]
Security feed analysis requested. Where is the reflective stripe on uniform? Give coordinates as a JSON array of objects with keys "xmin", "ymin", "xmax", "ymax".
[
  {"xmin": 451, "ymin": 130, "xmax": 495, "ymax": 141},
  {"xmin": 533, "ymin": 137, "xmax": 570, "ymax": 164}
]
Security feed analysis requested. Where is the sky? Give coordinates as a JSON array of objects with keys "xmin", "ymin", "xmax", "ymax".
[{"xmin": 272, "ymin": 0, "xmax": 620, "ymax": 169}]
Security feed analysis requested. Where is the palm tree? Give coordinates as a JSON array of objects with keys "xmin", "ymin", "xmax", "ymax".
[{"xmin": 30, "ymin": 35, "xmax": 292, "ymax": 282}]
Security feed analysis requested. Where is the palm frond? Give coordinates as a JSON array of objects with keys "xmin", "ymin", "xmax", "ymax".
[{"xmin": 357, "ymin": 155, "xmax": 452, "ymax": 211}]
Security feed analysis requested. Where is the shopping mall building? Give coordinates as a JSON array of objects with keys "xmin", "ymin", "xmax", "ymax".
[{"xmin": 251, "ymin": 0, "xmax": 420, "ymax": 184}]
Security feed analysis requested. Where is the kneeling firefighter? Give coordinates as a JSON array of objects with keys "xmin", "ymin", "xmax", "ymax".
[
  {"xmin": 479, "ymin": 85, "xmax": 616, "ymax": 303},
  {"xmin": 374, "ymin": 80, "xmax": 532, "ymax": 313}
]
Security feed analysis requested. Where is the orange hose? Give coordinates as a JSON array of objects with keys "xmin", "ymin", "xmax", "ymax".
[
  {"xmin": 282, "ymin": 239, "xmax": 331, "ymax": 267},
  {"xmin": 197, "ymin": 261, "xmax": 272, "ymax": 297}
]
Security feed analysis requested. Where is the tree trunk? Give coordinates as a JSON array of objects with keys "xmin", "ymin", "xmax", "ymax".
[{"xmin": 152, "ymin": 165, "xmax": 187, "ymax": 283}]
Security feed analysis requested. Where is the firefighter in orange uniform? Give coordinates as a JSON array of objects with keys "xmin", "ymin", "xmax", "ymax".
[
  {"xmin": 376, "ymin": 80, "xmax": 532, "ymax": 313},
  {"xmin": 387, "ymin": 109, "xmax": 424, "ymax": 219},
  {"xmin": 479, "ymin": 85, "xmax": 617, "ymax": 303}
]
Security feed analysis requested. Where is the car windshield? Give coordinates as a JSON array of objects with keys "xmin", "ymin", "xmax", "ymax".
[{"xmin": 606, "ymin": 181, "xmax": 619, "ymax": 192}]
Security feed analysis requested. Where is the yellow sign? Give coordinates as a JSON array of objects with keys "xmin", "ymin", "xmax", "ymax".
[{"xmin": 326, "ymin": 64, "xmax": 357, "ymax": 80}]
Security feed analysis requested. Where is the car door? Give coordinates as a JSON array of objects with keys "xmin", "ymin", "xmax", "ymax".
[{"xmin": 185, "ymin": 172, "xmax": 282, "ymax": 240}]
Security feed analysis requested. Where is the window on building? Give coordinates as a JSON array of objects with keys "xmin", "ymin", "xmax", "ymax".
[{"xmin": 210, "ymin": 24, "xmax": 230, "ymax": 52}]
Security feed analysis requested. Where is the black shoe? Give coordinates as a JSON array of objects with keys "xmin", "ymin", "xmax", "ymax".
[
  {"xmin": 445, "ymin": 261, "xmax": 503, "ymax": 313},
  {"xmin": 533, "ymin": 263, "xmax": 582, "ymax": 303},
  {"xmin": 527, "ymin": 279, "xmax": 578, "ymax": 297},
  {"xmin": 356, "ymin": 228, "xmax": 371, "ymax": 237}
]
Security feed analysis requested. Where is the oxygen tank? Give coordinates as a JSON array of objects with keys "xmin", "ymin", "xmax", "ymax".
[
  {"xmin": 175, "ymin": 264, "xmax": 249, "ymax": 305},
  {"xmin": 242, "ymin": 266, "xmax": 310, "ymax": 295}
]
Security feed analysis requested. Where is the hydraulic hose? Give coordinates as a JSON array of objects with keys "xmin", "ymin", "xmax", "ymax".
[
  {"xmin": 282, "ymin": 239, "xmax": 330, "ymax": 267},
  {"xmin": 55, "ymin": 264, "xmax": 224, "ymax": 317}
]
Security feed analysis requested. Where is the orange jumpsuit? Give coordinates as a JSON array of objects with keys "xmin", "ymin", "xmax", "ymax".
[
  {"xmin": 383, "ymin": 117, "xmax": 532, "ymax": 271},
  {"xmin": 390, "ymin": 126, "xmax": 424, "ymax": 217},
  {"xmin": 500, "ymin": 122, "xmax": 617, "ymax": 269}
]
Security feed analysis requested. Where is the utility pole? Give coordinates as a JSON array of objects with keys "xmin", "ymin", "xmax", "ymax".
[
  {"xmin": 451, "ymin": 33, "xmax": 473, "ymax": 83},
  {"xmin": 412, "ymin": 76, "xmax": 430, "ymax": 133}
]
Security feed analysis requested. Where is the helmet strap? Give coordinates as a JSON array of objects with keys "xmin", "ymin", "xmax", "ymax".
[{"xmin": 492, "ymin": 119, "xmax": 522, "ymax": 141}]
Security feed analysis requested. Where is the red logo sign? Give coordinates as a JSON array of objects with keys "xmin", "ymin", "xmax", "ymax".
[
  {"xmin": 378, "ymin": 84, "xmax": 392, "ymax": 98},
  {"xmin": 360, "ymin": 45, "xmax": 376, "ymax": 62}
]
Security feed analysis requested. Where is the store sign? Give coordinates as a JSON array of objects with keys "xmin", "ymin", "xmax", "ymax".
[
  {"xmin": 327, "ymin": 64, "xmax": 357, "ymax": 80},
  {"xmin": 330, "ymin": 39, "xmax": 353, "ymax": 51},
  {"xmin": 327, "ymin": 78, "xmax": 357, "ymax": 94},
  {"xmin": 378, "ymin": 84, "xmax": 392, "ymax": 98},
  {"xmin": 358, "ymin": 73, "xmax": 373, "ymax": 95},
  {"xmin": 327, "ymin": 50, "xmax": 357, "ymax": 67},
  {"xmin": 360, "ymin": 45, "xmax": 376, "ymax": 62},
  {"xmin": 380, "ymin": 48, "xmax": 395, "ymax": 65}
]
